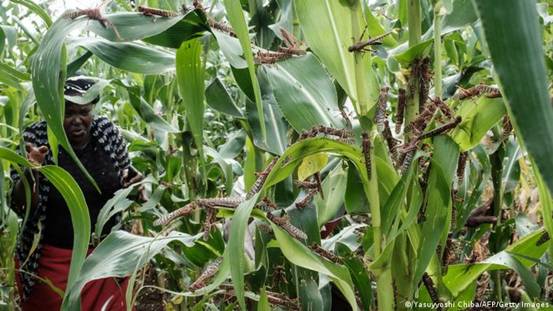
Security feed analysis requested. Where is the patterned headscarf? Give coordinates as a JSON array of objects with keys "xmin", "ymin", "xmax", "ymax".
[{"xmin": 63, "ymin": 76, "xmax": 102, "ymax": 105}]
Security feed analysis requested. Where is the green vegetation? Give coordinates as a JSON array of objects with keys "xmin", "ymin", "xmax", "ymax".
[{"xmin": 1, "ymin": 0, "xmax": 552, "ymax": 309}]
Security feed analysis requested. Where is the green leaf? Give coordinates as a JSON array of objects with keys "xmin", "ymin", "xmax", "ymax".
[
  {"xmin": 127, "ymin": 90, "xmax": 178, "ymax": 133},
  {"xmin": 297, "ymin": 153, "xmax": 328, "ymax": 181},
  {"xmin": 74, "ymin": 38, "xmax": 175, "ymax": 74},
  {"xmin": 288, "ymin": 199, "xmax": 321, "ymax": 244},
  {"xmin": 65, "ymin": 231, "xmax": 203, "ymax": 309},
  {"xmin": 263, "ymin": 139, "xmax": 367, "ymax": 191},
  {"xmin": 450, "ymin": 97, "xmax": 505, "ymax": 151},
  {"xmin": 0, "ymin": 25, "xmax": 17, "ymax": 51},
  {"xmin": 0, "ymin": 149, "xmax": 93, "ymax": 310},
  {"xmin": 263, "ymin": 53, "xmax": 345, "ymax": 132},
  {"xmin": 67, "ymin": 51, "xmax": 92, "ymax": 77},
  {"xmin": 335, "ymin": 243, "xmax": 372, "ymax": 309},
  {"xmin": 443, "ymin": 228, "xmax": 549, "ymax": 298},
  {"xmin": 413, "ymin": 136, "xmax": 459, "ymax": 284},
  {"xmin": 531, "ymin": 159, "xmax": 553, "ymax": 261},
  {"xmin": 244, "ymin": 136, "xmax": 257, "ymax": 191},
  {"xmin": 441, "ymin": 0, "xmax": 478, "ymax": 34},
  {"xmin": 315, "ymin": 164, "xmax": 348, "ymax": 226},
  {"xmin": 392, "ymin": 39, "xmax": 434, "ymax": 65},
  {"xmin": 205, "ymin": 78, "xmax": 244, "ymax": 118},
  {"xmin": 257, "ymin": 288, "xmax": 270, "ymax": 311},
  {"xmin": 0, "ymin": 62, "xmax": 28, "ymax": 90},
  {"xmin": 94, "ymin": 187, "xmax": 134, "ymax": 240},
  {"xmin": 345, "ymin": 165, "xmax": 369, "ymax": 214},
  {"xmin": 39, "ymin": 166, "xmax": 90, "ymax": 310},
  {"xmin": 223, "ymin": 0, "xmax": 267, "ymax": 142},
  {"xmin": 176, "ymin": 38, "xmax": 207, "ymax": 183},
  {"xmin": 0, "ymin": 146, "xmax": 32, "ymax": 167},
  {"xmin": 298, "ymin": 277, "xmax": 325, "ymax": 311},
  {"xmin": 30, "ymin": 14, "xmax": 98, "ymax": 191},
  {"xmin": 18, "ymin": 92, "xmax": 36, "ymax": 146},
  {"xmin": 205, "ymin": 147, "xmax": 235, "ymax": 193},
  {"xmin": 363, "ymin": 6, "xmax": 397, "ymax": 47},
  {"xmin": 246, "ymin": 69, "xmax": 288, "ymax": 155},
  {"xmin": 0, "ymin": 63, "xmax": 29, "ymax": 81},
  {"xmin": 380, "ymin": 160, "xmax": 417, "ymax": 235},
  {"xmin": 0, "ymin": 26, "xmax": 5, "ymax": 55},
  {"xmin": 270, "ymin": 223, "xmax": 358, "ymax": 310},
  {"xmin": 11, "ymin": 0, "xmax": 52, "ymax": 27},
  {"xmin": 227, "ymin": 193, "xmax": 261, "ymax": 310},
  {"xmin": 374, "ymin": 154, "xmax": 400, "ymax": 206},
  {"xmin": 268, "ymin": 0, "xmax": 294, "ymax": 38},
  {"xmin": 295, "ymin": 0, "xmax": 358, "ymax": 103},
  {"xmin": 473, "ymin": 0, "xmax": 553, "ymax": 194},
  {"xmin": 499, "ymin": 253, "xmax": 541, "ymax": 299},
  {"xmin": 212, "ymin": 31, "xmax": 248, "ymax": 69},
  {"xmin": 449, "ymin": 282, "xmax": 477, "ymax": 311},
  {"xmin": 224, "ymin": 138, "xmax": 373, "ymax": 310},
  {"xmin": 143, "ymin": 9, "xmax": 208, "ymax": 48},
  {"xmin": 88, "ymin": 12, "xmax": 185, "ymax": 42}
]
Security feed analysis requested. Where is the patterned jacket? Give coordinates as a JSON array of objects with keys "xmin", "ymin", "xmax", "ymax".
[{"xmin": 10, "ymin": 117, "xmax": 130, "ymax": 300}]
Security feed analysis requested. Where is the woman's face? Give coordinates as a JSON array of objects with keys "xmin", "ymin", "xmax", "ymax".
[{"xmin": 64, "ymin": 102, "xmax": 93, "ymax": 149}]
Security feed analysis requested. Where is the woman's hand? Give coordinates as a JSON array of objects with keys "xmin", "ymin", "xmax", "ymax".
[
  {"xmin": 121, "ymin": 167, "xmax": 147, "ymax": 202},
  {"xmin": 26, "ymin": 143, "xmax": 49, "ymax": 165}
]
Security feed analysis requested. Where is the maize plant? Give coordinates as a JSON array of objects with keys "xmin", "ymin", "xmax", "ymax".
[{"xmin": 0, "ymin": 0, "xmax": 552, "ymax": 310}]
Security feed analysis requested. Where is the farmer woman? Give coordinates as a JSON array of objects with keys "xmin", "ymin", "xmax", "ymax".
[{"xmin": 10, "ymin": 76, "xmax": 141, "ymax": 310}]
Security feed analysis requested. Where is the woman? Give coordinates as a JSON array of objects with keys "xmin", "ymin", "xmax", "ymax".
[{"xmin": 11, "ymin": 76, "xmax": 141, "ymax": 310}]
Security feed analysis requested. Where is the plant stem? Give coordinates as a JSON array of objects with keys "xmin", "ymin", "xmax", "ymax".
[
  {"xmin": 350, "ymin": 4, "xmax": 393, "ymax": 310},
  {"xmin": 292, "ymin": 1, "xmax": 300, "ymax": 38},
  {"xmin": 408, "ymin": 0, "xmax": 422, "ymax": 47},
  {"xmin": 425, "ymin": 3, "xmax": 448, "ymax": 300},
  {"xmin": 376, "ymin": 267, "xmax": 394, "ymax": 310},
  {"xmin": 493, "ymin": 271, "xmax": 503, "ymax": 302},
  {"xmin": 433, "ymin": 3, "xmax": 443, "ymax": 98},
  {"xmin": 405, "ymin": 0, "xmax": 422, "ymax": 140}
]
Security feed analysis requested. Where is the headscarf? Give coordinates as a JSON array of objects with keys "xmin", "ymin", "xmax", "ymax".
[{"xmin": 63, "ymin": 76, "xmax": 103, "ymax": 105}]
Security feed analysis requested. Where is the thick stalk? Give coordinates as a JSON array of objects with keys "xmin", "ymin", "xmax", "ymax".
[
  {"xmin": 427, "ymin": 2, "xmax": 447, "ymax": 299},
  {"xmin": 405, "ymin": 0, "xmax": 422, "ymax": 140},
  {"xmin": 351, "ymin": 5, "xmax": 392, "ymax": 310},
  {"xmin": 367, "ymin": 140, "xmax": 391, "ymax": 309},
  {"xmin": 376, "ymin": 268, "xmax": 394, "ymax": 310},
  {"xmin": 408, "ymin": 0, "xmax": 422, "ymax": 47},
  {"xmin": 433, "ymin": 3, "xmax": 443, "ymax": 98},
  {"xmin": 292, "ymin": 1, "xmax": 300, "ymax": 38},
  {"xmin": 401, "ymin": 0, "xmax": 424, "ymax": 302}
]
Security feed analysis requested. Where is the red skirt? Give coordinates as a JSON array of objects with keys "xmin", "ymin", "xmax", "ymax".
[{"xmin": 16, "ymin": 244, "xmax": 130, "ymax": 311}]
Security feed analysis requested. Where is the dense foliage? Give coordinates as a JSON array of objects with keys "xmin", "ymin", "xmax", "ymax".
[{"xmin": 1, "ymin": 0, "xmax": 553, "ymax": 310}]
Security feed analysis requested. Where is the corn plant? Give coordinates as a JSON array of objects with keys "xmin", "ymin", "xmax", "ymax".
[{"xmin": 1, "ymin": 0, "xmax": 552, "ymax": 310}]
